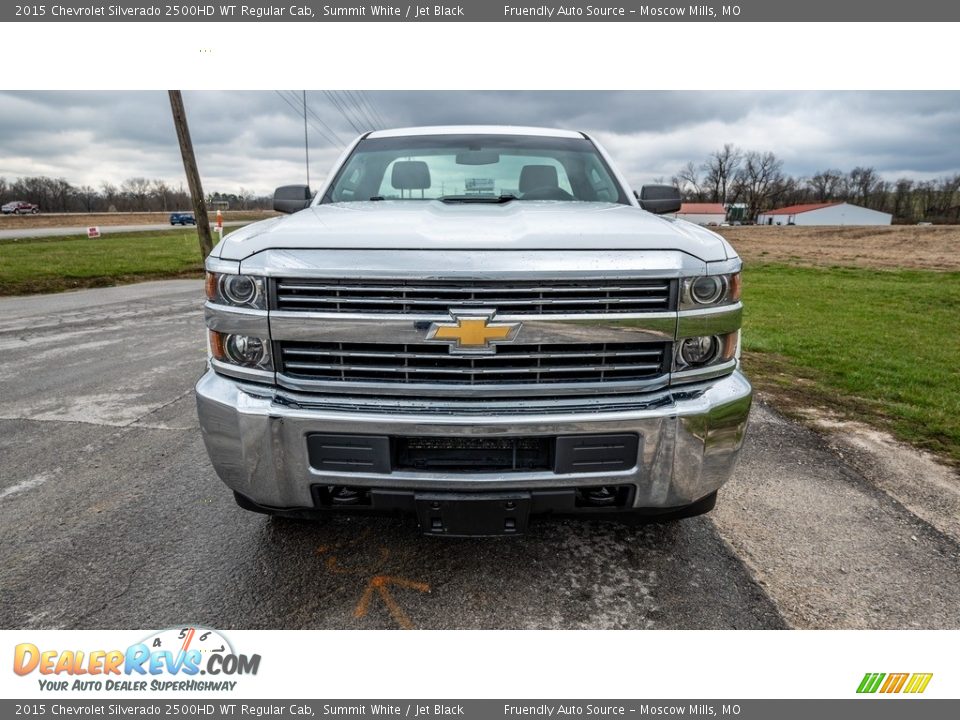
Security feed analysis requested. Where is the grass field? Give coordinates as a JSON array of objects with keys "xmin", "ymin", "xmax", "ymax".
[
  {"xmin": 0, "ymin": 229, "xmax": 227, "ymax": 295},
  {"xmin": 742, "ymin": 264, "xmax": 960, "ymax": 464}
]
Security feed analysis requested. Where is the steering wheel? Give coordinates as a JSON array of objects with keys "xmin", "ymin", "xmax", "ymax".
[{"xmin": 520, "ymin": 186, "xmax": 574, "ymax": 201}]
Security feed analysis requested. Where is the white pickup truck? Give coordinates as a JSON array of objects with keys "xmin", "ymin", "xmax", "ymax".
[{"xmin": 196, "ymin": 125, "xmax": 751, "ymax": 536}]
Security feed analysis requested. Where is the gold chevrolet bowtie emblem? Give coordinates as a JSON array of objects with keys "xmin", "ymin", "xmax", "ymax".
[{"xmin": 426, "ymin": 310, "xmax": 521, "ymax": 354}]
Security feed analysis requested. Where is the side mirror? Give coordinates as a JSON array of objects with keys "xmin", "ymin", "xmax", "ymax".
[
  {"xmin": 273, "ymin": 185, "xmax": 312, "ymax": 214},
  {"xmin": 637, "ymin": 185, "xmax": 682, "ymax": 215}
]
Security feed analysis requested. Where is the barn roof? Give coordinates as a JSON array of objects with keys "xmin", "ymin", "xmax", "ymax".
[
  {"xmin": 760, "ymin": 202, "xmax": 842, "ymax": 215},
  {"xmin": 678, "ymin": 203, "xmax": 726, "ymax": 214}
]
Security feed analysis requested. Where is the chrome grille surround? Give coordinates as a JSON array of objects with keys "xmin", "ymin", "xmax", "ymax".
[
  {"xmin": 268, "ymin": 275, "xmax": 679, "ymax": 397},
  {"xmin": 214, "ymin": 249, "xmax": 743, "ymax": 398}
]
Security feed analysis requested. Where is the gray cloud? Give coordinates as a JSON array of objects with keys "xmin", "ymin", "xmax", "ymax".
[{"xmin": 1, "ymin": 91, "xmax": 958, "ymax": 195}]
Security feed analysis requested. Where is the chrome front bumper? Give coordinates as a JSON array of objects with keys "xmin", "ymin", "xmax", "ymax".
[{"xmin": 195, "ymin": 369, "xmax": 753, "ymax": 511}]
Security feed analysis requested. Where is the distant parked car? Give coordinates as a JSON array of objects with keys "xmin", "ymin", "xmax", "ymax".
[
  {"xmin": 170, "ymin": 212, "xmax": 197, "ymax": 226},
  {"xmin": 2, "ymin": 200, "xmax": 40, "ymax": 215}
]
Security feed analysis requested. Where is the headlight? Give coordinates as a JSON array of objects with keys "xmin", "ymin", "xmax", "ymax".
[
  {"xmin": 690, "ymin": 276, "xmax": 724, "ymax": 304},
  {"xmin": 674, "ymin": 332, "xmax": 738, "ymax": 371},
  {"xmin": 681, "ymin": 272, "xmax": 741, "ymax": 309},
  {"xmin": 209, "ymin": 331, "xmax": 273, "ymax": 370},
  {"xmin": 205, "ymin": 272, "xmax": 266, "ymax": 310}
]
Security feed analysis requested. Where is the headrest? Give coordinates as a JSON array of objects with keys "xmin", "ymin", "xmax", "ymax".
[
  {"xmin": 391, "ymin": 161, "xmax": 431, "ymax": 190},
  {"xmin": 519, "ymin": 165, "xmax": 559, "ymax": 193}
]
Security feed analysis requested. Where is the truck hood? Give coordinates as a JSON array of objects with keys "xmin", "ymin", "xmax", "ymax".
[{"xmin": 215, "ymin": 201, "xmax": 731, "ymax": 262}]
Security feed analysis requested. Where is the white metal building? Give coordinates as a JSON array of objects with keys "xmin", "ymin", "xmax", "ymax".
[
  {"xmin": 756, "ymin": 202, "xmax": 892, "ymax": 226},
  {"xmin": 674, "ymin": 203, "xmax": 727, "ymax": 225}
]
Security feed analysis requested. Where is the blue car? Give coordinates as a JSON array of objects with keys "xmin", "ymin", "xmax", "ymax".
[{"xmin": 169, "ymin": 212, "xmax": 197, "ymax": 226}]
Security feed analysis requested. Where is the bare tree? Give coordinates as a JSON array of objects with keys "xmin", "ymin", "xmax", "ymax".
[
  {"xmin": 100, "ymin": 182, "xmax": 119, "ymax": 211},
  {"xmin": 935, "ymin": 174, "xmax": 960, "ymax": 217},
  {"xmin": 77, "ymin": 185, "xmax": 98, "ymax": 212},
  {"xmin": 237, "ymin": 187, "xmax": 254, "ymax": 210},
  {"xmin": 152, "ymin": 179, "xmax": 172, "ymax": 212},
  {"xmin": 702, "ymin": 144, "xmax": 742, "ymax": 204},
  {"xmin": 122, "ymin": 177, "xmax": 152, "ymax": 211},
  {"xmin": 849, "ymin": 167, "xmax": 882, "ymax": 206},
  {"xmin": 734, "ymin": 151, "xmax": 785, "ymax": 221},
  {"xmin": 675, "ymin": 161, "xmax": 705, "ymax": 201},
  {"xmin": 808, "ymin": 169, "xmax": 843, "ymax": 202}
]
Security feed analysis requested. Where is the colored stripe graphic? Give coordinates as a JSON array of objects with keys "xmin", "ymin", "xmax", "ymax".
[
  {"xmin": 857, "ymin": 673, "xmax": 885, "ymax": 693},
  {"xmin": 880, "ymin": 673, "xmax": 909, "ymax": 693},
  {"xmin": 904, "ymin": 673, "xmax": 933, "ymax": 694},
  {"xmin": 857, "ymin": 672, "xmax": 932, "ymax": 694}
]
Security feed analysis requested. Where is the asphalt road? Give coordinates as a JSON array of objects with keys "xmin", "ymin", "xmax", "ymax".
[
  {"xmin": 1, "ymin": 281, "xmax": 959, "ymax": 630},
  {"xmin": 0, "ymin": 221, "xmax": 246, "ymax": 240}
]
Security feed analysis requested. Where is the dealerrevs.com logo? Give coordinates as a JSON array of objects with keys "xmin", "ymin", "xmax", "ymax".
[{"xmin": 13, "ymin": 627, "xmax": 260, "ymax": 692}]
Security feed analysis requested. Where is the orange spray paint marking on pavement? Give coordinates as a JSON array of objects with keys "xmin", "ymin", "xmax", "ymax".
[{"xmin": 353, "ymin": 575, "xmax": 431, "ymax": 630}]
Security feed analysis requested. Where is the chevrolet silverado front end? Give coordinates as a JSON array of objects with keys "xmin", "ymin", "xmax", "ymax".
[{"xmin": 196, "ymin": 126, "xmax": 752, "ymax": 536}]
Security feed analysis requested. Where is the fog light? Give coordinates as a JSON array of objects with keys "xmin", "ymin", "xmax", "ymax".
[
  {"xmin": 690, "ymin": 275, "xmax": 724, "ymax": 304},
  {"xmin": 223, "ymin": 334, "xmax": 267, "ymax": 367},
  {"xmin": 680, "ymin": 336, "xmax": 719, "ymax": 366}
]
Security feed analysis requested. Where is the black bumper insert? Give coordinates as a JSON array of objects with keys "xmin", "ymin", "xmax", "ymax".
[{"xmin": 306, "ymin": 432, "xmax": 639, "ymax": 475}]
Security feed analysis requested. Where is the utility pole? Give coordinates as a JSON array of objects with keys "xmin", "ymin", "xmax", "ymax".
[
  {"xmin": 302, "ymin": 90, "xmax": 310, "ymax": 188},
  {"xmin": 168, "ymin": 90, "xmax": 214, "ymax": 259}
]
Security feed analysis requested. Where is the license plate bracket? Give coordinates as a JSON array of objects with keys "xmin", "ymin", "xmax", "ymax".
[{"xmin": 415, "ymin": 492, "xmax": 532, "ymax": 537}]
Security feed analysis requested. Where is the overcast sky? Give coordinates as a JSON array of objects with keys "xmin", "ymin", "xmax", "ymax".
[{"xmin": 1, "ymin": 91, "xmax": 958, "ymax": 196}]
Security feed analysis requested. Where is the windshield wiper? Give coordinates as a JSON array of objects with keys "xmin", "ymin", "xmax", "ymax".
[{"xmin": 439, "ymin": 193, "xmax": 518, "ymax": 204}]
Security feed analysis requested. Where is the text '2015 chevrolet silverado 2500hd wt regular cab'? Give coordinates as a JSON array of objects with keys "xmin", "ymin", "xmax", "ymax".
[{"xmin": 196, "ymin": 126, "xmax": 752, "ymax": 536}]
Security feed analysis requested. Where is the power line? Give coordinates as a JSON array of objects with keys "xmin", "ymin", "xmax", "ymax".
[
  {"xmin": 274, "ymin": 90, "xmax": 343, "ymax": 149},
  {"xmin": 360, "ymin": 91, "xmax": 389, "ymax": 129},
  {"xmin": 332, "ymin": 90, "xmax": 369, "ymax": 131},
  {"xmin": 345, "ymin": 90, "xmax": 379, "ymax": 130},
  {"xmin": 322, "ymin": 90, "xmax": 366, "ymax": 134},
  {"xmin": 284, "ymin": 90, "xmax": 347, "ymax": 147},
  {"xmin": 279, "ymin": 90, "xmax": 340, "ymax": 147}
]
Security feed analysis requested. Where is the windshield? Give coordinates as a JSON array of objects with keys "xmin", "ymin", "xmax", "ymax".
[{"xmin": 322, "ymin": 134, "xmax": 628, "ymax": 204}]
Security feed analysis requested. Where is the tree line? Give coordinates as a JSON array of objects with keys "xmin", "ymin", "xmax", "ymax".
[
  {"xmin": 0, "ymin": 176, "xmax": 272, "ymax": 213},
  {"xmin": 3, "ymin": 155, "xmax": 960, "ymax": 223},
  {"xmin": 670, "ymin": 144, "xmax": 960, "ymax": 223}
]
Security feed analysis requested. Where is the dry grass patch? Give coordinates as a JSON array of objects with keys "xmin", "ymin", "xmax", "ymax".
[{"xmin": 719, "ymin": 225, "xmax": 960, "ymax": 271}]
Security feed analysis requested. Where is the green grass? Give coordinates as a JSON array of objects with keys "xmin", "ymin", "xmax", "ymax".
[
  {"xmin": 0, "ymin": 229, "xmax": 236, "ymax": 295},
  {"xmin": 742, "ymin": 264, "xmax": 960, "ymax": 464}
]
